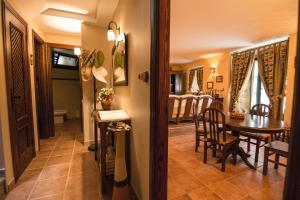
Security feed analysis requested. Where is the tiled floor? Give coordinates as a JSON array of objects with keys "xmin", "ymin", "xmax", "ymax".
[
  {"xmin": 168, "ymin": 123, "xmax": 286, "ymax": 200},
  {"xmin": 6, "ymin": 119, "xmax": 101, "ymax": 200}
]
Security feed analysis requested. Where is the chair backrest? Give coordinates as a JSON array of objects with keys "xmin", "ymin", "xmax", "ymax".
[
  {"xmin": 202, "ymin": 108, "xmax": 227, "ymax": 144},
  {"xmin": 210, "ymin": 100, "xmax": 223, "ymax": 111},
  {"xmin": 251, "ymin": 104, "xmax": 271, "ymax": 117}
]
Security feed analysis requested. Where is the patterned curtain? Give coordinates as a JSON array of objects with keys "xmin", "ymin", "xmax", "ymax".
[
  {"xmin": 196, "ymin": 68, "xmax": 203, "ymax": 91},
  {"xmin": 257, "ymin": 40, "xmax": 289, "ymax": 120},
  {"xmin": 188, "ymin": 69, "xmax": 195, "ymax": 91},
  {"xmin": 230, "ymin": 50, "xmax": 255, "ymax": 111}
]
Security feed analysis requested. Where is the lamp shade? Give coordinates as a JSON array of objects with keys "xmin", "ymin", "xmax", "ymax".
[
  {"xmin": 117, "ymin": 32, "xmax": 125, "ymax": 42},
  {"xmin": 107, "ymin": 29, "xmax": 116, "ymax": 41},
  {"xmin": 74, "ymin": 47, "xmax": 81, "ymax": 56}
]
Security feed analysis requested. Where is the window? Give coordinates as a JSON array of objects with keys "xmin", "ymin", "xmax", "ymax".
[
  {"xmin": 250, "ymin": 60, "xmax": 269, "ymax": 108},
  {"xmin": 191, "ymin": 70, "xmax": 199, "ymax": 92}
]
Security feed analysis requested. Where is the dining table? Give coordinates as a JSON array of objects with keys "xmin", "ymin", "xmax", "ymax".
[{"xmin": 225, "ymin": 113, "xmax": 287, "ymax": 169}]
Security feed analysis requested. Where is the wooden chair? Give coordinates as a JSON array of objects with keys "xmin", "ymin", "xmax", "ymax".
[
  {"xmin": 240, "ymin": 104, "xmax": 272, "ymax": 164},
  {"xmin": 210, "ymin": 100, "xmax": 223, "ymax": 110},
  {"xmin": 193, "ymin": 103, "xmax": 204, "ymax": 152},
  {"xmin": 263, "ymin": 141, "xmax": 288, "ymax": 175},
  {"xmin": 168, "ymin": 96, "xmax": 181, "ymax": 123},
  {"xmin": 250, "ymin": 104, "xmax": 272, "ymax": 117},
  {"xmin": 202, "ymin": 108, "xmax": 238, "ymax": 172}
]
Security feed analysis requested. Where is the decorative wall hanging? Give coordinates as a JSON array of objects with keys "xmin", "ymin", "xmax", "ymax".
[
  {"xmin": 207, "ymin": 82, "xmax": 214, "ymax": 89},
  {"xmin": 216, "ymin": 76, "xmax": 223, "ymax": 83},
  {"xmin": 112, "ymin": 34, "xmax": 128, "ymax": 86},
  {"xmin": 79, "ymin": 49, "xmax": 108, "ymax": 84}
]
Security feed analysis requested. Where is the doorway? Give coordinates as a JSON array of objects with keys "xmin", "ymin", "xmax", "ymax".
[
  {"xmin": 2, "ymin": 2, "xmax": 35, "ymax": 180},
  {"xmin": 48, "ymin": 43, "xmax": 83, "ymax": 133}
]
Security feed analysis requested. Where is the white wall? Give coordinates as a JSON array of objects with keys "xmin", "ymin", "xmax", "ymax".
[
  {"xmin": 81, "ymin": 24, "xmax": 111, "ymax": 143},
  {"xmin": 52, "ymin": 69, "xmax": 81, "ymax": 119},
  {"xmin": 113, "ymin": 0, "xmax": 151, "ymax": 199}
]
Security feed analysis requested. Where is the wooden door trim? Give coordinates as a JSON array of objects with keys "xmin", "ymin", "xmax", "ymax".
[
  {"xmin": 2, "ymin": 0, "xmax": 35, "ymax": 179},
  {"xmin": 32, "ymin": 30, "xmax": 46, "ymax": 143},
  {"xmin": 283, "ymin": 1, "xmax": 300, "ymax": 198},
  {"xmin": 149, "ymin": 0, "xmax": 170, "ymax": 199}
]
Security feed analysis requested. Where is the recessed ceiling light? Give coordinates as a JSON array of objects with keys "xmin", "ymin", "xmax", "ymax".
[{"xmin": 45, "ymin": 16, "xmax": 82, "ymax": 33}]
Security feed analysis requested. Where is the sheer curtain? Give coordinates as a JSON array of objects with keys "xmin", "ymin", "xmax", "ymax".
[{"xmin": 230, "ymin": 50, "xmax": 255, "ymax": 111}]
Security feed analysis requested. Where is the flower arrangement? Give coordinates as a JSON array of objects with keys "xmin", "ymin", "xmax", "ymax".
[
  {"xmin": 97, "ymin": 88, "xmax": 113, "ymax": 110},
  {"xmin": 97, "ymin": 88, "xmax": 113, "ymax": 102}
]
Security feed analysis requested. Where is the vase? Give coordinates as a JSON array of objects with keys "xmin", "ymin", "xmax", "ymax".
[{"xmin": 101, "ymin": 101, "xmax": 112, "ymax": 110}]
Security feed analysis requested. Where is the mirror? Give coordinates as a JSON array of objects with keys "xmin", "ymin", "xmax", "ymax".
[{"xmin": 112, "ymin": 34, "xmax": 128, "ymax": 86}]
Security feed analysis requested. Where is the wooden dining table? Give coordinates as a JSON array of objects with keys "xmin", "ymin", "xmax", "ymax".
[{"xmin": 225, "ymin": 113, "xmax": 287, "ymax": 169}]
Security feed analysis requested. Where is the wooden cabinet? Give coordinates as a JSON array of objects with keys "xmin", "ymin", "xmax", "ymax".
[{"xmin": 170, "ymin": 71, "xmax": 185, "ymax": 94}]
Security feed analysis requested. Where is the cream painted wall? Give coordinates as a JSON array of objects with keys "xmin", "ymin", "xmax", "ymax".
[
  {"xmin": 52, "ymin": 69, "xmax": 81, "ymax": 119},
  {"xmin": 44, "ymin": 33, "xmax": 81, "ymax": 46},
  {"xmin": 112, "ymin": 0, "xmax": 150, "ymax": 199},
  {"xmin": 172, "ymin": 34, "xmax": 297, "ymax": 121},
  {"xmin": 285, "ymin": 33, "xmax": 297, "ymax": 125},
  {"xmin": 172, "ymin": 53, "xmax": 231, "ymax": 112},
  {"xmin": 81, "ymin": 24, "xmax": 111, "ymax": 143}
]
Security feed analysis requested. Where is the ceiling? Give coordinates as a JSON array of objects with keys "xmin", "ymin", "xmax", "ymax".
[
  {"xmin": 8, "ymin": 0, "xmax": 119, "ymax": 36},
  {"xmin": 170, "ymin": 0, "xmax": 298, "ymax": 63}
]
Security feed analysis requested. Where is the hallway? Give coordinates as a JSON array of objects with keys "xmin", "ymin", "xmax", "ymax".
[{"xmin": 6, "ymin": 120, "xmax": 101, "ymax": 200}]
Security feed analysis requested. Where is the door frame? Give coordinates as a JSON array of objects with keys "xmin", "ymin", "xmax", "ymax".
[
  {"xmin": 32, "ymin": 30, "xmax": 48, "ymax": 142},
  {"xmin": 1, "ymin": 0, "xmax": 35, "ymax": 179},
  {"xmin": 283, "ymin": 1, "xmax": 300, "ymax": 198},
  {"xmin": 46, "ymin": 43, "xmax": 83, "ymax": 132},
  {"xmin": 149, "ymin": 0, "xmax": 170, "ymax": 199}
]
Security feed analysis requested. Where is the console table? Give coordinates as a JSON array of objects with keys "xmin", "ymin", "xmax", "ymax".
[{"xmin": 92, "ymin": 110, "xmax": 131, "ymax": 194}]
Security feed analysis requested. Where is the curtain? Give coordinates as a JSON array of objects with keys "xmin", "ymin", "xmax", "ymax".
[
  {"xmin": 257, "ymin": 40, "xmax": 289, "ymax": 120},
  {"xmin": 188, "ymin": 69, "xmax": 195, "ymax": 91},
  {"xmin": 196, "ymin": 68, "xmax": 203, "ymax": 91},
  {"xmin": 230, "ymin": 50, "xmax": 255, "ymax": 111}
]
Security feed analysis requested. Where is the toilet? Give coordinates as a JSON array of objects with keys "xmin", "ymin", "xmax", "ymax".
[{"xmin": 54, "ymin": 109, "xmax": 68, "ymax": 124}]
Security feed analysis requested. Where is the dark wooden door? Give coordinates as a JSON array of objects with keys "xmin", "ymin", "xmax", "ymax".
[{"xmin": 2, "ymin": 3, "xmax": 35, "ymax": 179}]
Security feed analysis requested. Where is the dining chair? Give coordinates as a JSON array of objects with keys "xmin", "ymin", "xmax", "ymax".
[
  {"xmin": 193, "ymin": 103, "xmax": 204, "ymax": 152},
  {"xmin": 210, "ymin": 100, "xmax": 223, "ymax": 110},
  {"xmin": 240, "ymin": 104, "xmax": 272, "ymax": 164},
  {"xmin": 263, "ymin": 141, "xmax": 288, "ymax": 175},
  {"xmin": 202, "ymin": 108, "xmax": 238, "ymax": 172}
]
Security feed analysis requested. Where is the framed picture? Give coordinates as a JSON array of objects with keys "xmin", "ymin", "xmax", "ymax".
[
  {"xmin": 113, "ymin": 34, "xmax": 128, "ymax": 86},
  {"xmin": 216, "ymin": 76, "xmax": 223, "ymax": 83},
  {"xmin": 207, "ymin": 82, "xmax": 214, "ymax": 89}
]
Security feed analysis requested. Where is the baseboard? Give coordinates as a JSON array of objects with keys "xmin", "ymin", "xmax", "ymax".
[{"xmin": 6, "ymin": 177, "xmax": 15, "ymax": 192}]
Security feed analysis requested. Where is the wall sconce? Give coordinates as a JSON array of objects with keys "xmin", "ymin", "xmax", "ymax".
[
  {"xmin": 210, "ymin": 67, "xmax": 216, "ymax": 75},
  {"xmin": 74, "ymin": 47, "xmax": 81, "ymax": 56},
  {"xmin": 107, "ymin": 21, "xmax": 125, "ymax": 42}
]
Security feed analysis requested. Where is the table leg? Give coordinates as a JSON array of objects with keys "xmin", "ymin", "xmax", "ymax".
[
  {"xmin": 232, "ymin": 130, "xmax": 256, "ymax": 169},
  {"xmin": 94, "ymin": 122, "xmax": 98, "ymax": 160},
  {"xmin": 100, "ymin": 123, "xmax": 107, "ymax": 194}
]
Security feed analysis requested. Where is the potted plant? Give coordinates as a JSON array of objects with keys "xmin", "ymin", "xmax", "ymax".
[{"xmin": 97, "ymin": 88, "xmax": 113, "ymax": 110}]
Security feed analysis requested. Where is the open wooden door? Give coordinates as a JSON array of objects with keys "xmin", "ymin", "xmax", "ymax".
[{"xmin": 2, "ymin": 1, "xmax": 35, "ymax": 179}]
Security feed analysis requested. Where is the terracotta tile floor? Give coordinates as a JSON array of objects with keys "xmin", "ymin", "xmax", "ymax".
[
  {"xmin": 6, "ymin": 119, "xmax": 101, "ymax": 200},
  {"xmin": 168, "ymin": 123, "xmax": 286, "ymax": 200}
]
